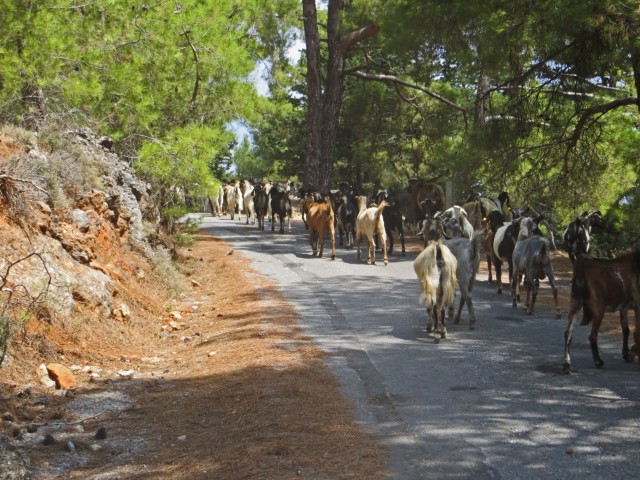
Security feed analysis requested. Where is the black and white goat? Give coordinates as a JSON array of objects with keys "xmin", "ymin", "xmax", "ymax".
[
  {"xmin": 562, "ymin": 210, "xmax": 604, "ymax": 263},
  {"xmin": 563, "ymin": 250, "xmax": 640, "ymax": 373},
  {"xmin": 439, "ymin": 205, "xmax": 475, "ymax": 238},
  {"xmin": 413, "ymin": 241, "xmax": 458, "ymax": 341},
  {"xmin": 510, "ymin": 218, "xmax": 560, "ymax": 318},
  {"xmin": 492, "ymin": 216, "xmax": 543, "ymax": 294}
]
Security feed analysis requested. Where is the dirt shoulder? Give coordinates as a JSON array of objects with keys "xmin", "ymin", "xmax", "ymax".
[{"xmin": 1, "ymin": 230, "xmax": 387, "ymax": 479}]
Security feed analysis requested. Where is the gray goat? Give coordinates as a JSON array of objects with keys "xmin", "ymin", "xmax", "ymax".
[
  {"xmin": 510, "ymin": 219, "xmax": 561, "ymax": 318},
  {"xmin": 443, "ymin": 229, "xmax": 485, "ymax": 329}
]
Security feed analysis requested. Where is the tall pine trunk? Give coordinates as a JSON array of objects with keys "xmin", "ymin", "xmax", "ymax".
[{"xmin": 302, "ymin": 0, "xmax": 379, "ymax": 193}]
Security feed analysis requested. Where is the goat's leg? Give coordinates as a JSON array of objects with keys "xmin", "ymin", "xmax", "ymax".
[
  {"xmin": 545, "ymin": 270, "xmax": 561, "ymax": 319},
  {"xmin": 486, "ymin": 255, "xmax": 493, "ymax": 283},
  {"xmin": 309, "ymin": 231, "xmax": 317, "ymax": 256},
  {"xmin": 330, "ymin": 228, "xmax": 336, "ymax": 260},
  {"xmin": 621, "ymin": 310, "xmax": 631, "ymax": 362},
  {"xmin": 510, "ymin": 270, "xmax": 519, "ymax": 308},
  {"xmin": 588, "ymin": 314, "xmax": 605, "ymax": 369},
  {"xmin": 369, "ymin": 237, "xmax": 375, "ymax": 264},
  {"xmin": 399, "ymin": 226, "xmax": 406, "ymax": 254},
  {"xmin": 527, "ymin": 277, "xmax": 537, "ymax": 315},
  {"xmin": 495, "ymin": 260, "xmax": 503, "ymax": 294},
  {"xmin": 382, "ymin": 237, "xmax": 388, "ymax": 265},
  {"xmin": 466, "ymin": 294, "xmax": 476, "ymax": 330},
  {"xmin": 271, "ymin": 212, "xmax": 276, "ymax": 231},
  {"xmin": 563, "ymin": 301, "xmax": 582, "ymax": 373},
  {"xmin": 632, "ymin": 307, "xmax": 640, "ymax": 362},
  {"xmin": 356, "ymin": 232, "xmax": 362, "ymax": 261},
  {"xmin": 425, "ymin": 303, "xmax": 434, "ymax": 334}
]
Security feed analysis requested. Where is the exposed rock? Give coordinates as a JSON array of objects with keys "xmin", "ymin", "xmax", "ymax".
[{"xmin": 45, "ymin": 363, "xmax": 77, "ymax": 390}]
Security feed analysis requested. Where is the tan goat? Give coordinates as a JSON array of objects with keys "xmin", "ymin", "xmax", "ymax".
[{"xmin": 307, "ymin": 196, "xmax": 336, "ymax": 260}]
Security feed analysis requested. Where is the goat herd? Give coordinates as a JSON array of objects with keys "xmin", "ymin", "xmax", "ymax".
[{"xmin": 211, "ymin": 179, "xmax": 640, "ymax": 374}]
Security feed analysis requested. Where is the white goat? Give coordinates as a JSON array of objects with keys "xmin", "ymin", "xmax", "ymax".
[
  {"xmin": 413, "ymin": 241, "xmax": 458, "ymax": 341},
  {"xmin": 355, "ymin": 196, "xmax": 389, "ymax": 265},
  {"xmin": 242, "ymin": 180, "xmax": 255, "ymax": 225},
  {"xmin": 443, "ymin": 229, "xmax": 485, "ymax": 330},
  {"xmin": 511, "ymin": 219, "xmax": 560, "ymax": 318}
]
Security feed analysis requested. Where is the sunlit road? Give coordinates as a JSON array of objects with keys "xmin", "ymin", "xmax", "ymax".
[{"xmin": 201, "ymin": 213, "xmax": 640, "ymax": 480}]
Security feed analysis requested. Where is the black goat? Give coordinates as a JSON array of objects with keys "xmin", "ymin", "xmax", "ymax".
[
  {"xmin": 563, "ymin": 210, "xmax": 604, "ymax": 263},
  {"xmin": 375, "ymin": 190, "xmax": 406, "ymax": 254},
  {"xmin": 253, "ymin": 184, "xmax": 269, "ymax": 230},
  {"xmin": 269, "ymin": 186, "xmax": 292, "ymax": 234},
  {"xmin": 563, "ymin": 250, "xmax": 640, "ymax": 373},
  {"xmin": 335, "ymin": 191, "xmax": 357, "ymax": 249}
]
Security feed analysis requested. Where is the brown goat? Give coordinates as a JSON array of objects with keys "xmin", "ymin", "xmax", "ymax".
[
  {"xmin": 307, "ymin": 197, "xmax": 336, "ymax": 260},
  {"xmin": 563, "ymin": 250, "xmax": 640, "ymax": 373}
]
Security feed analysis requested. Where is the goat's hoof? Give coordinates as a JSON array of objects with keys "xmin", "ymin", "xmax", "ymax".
[
  {"xmin": 469, "ymin": 323, "xmax": 475, "ymax": 331},
  {"xmin": 383, "ymin": 259, "xmax": 388, "ymax": 265},
  {"xmin": 563, "ymin": 363, "xmax": 572, "ymax": 374},
  {"xmin": 512, "ymin": 301, "xmax": 517, "ymax": 308},
  {"xmin": 426, "ymin": 326, "xmax": 433, "ymax": 334},
  {"xmin": 595, "ymin": 360, "xmax": 604, "ymax": 369},
  {"xmin": 497, "ymin": 289, "xmax": 502, "ymax": 295},
  {"xmin": 453, "ymin": 318, "xmax": 460, "ymax": 325},
  {"xmin": 331, "ymin": 255, "xmax": 336, "ymax": 260},
  {"xmin": 556, "ymin": 311, "xmax": 561, "ymax": 319},
  {"xmin": 434, "ymin": 337, "xmax": 441, "ymax": 344},
  {"xmin": 623, "ymin": 352, "xmax": 631, "ymax": 363}
]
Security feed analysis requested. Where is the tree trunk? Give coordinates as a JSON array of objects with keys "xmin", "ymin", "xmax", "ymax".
[
  {"xmin": 302, "ymin": 0, "xmax": 379, "ymax": 193},
  {"xmin": 302, "ymin": 0, "xmax": 322, "ymax": 191}
]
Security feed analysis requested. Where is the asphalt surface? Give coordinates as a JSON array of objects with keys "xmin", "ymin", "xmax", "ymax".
[{"xmin": 200, "ymin": 213, "xmax": 640, "ymax": 480}]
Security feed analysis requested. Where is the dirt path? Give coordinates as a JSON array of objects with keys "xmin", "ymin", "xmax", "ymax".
[{"xmin": 1, "ymin": 231, "xmax": 386, "ymax": 479}]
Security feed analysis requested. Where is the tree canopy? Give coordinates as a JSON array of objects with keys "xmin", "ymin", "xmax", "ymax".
[{"xmin": 1, "ymin": 0, "xmax": 638, "ymax": 249}]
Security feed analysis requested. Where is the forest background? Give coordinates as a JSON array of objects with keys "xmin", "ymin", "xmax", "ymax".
[{"xmin": 1, "ymin": 0, "xmax": 639, "ymax": 254}]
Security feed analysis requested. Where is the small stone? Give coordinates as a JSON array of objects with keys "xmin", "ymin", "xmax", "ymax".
[
  {"xmin": 66, "ymin": 441, "xmax": 76, "ymax": 452},
  {"xmin": 227, "ymin": 248, "xmax": 234, "ymax": 255},
  {"xmin": 177, "ymin": 435, "xmax": 187, "ymax": 441},
  {"xmin": 90, "ymin": 443, "xmax": 102, "ymax": 452},
  {"xmin": 45, "ymin": 363, "xmax": 77, "ymax": 390},
  {"xmin": 191, "ymin": 280, "xmax": 201, "ymax": 287},
  {"xmin": 208, "ymin": 351, "xmax": 217, "ymax": 358},
  {"xmin": 95, "ymin": 426, "xmax": 107, "ymax": 440},
  {"xmin": 43, "ymin": 434, "xmax": 55, "ymax": 445},
  {"xmin": 27, "ymin": 424, "xmax": 38, "ymax": 433},
  {"xmin": 169, "ymin": 311, "xmax": 183, "ymax": 320},
  {"xmin": 2, "ymin": 412, "xmax": 17, "ymax": 422},
  {"xmin": 566, "ymin": 447, "xmax": 574, "ymax": 455},
  {"xmin": 117, "ymin": 370, "xmax": 135, "ymax": 378}
]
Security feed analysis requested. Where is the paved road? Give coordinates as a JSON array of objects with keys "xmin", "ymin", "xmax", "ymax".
[{"xmin": 200, "ymin": 213, "xmax": 640, "ymax": 480}]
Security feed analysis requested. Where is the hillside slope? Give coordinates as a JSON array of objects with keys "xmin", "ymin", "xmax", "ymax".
[{"xmin": 0, "ymin": 126, "xmax": 386, "ymax": 479}]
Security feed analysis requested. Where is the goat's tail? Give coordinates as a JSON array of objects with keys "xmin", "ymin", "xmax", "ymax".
[
  {"xmin": 533, "ymin": 239, "xmax": 551, "ymax": 280},
  {"xmin": 374, "ymin": 200, "xmax": 388, "ymax": 235},
  {"xmin": 470, "ymin": 229, "xmax": 485, "ymax": 262}
]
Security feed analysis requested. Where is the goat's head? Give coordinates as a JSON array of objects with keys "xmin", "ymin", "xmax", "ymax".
[{"xmin": 419, "ymin": 213, "xmax": 446, "ymax": 246}]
